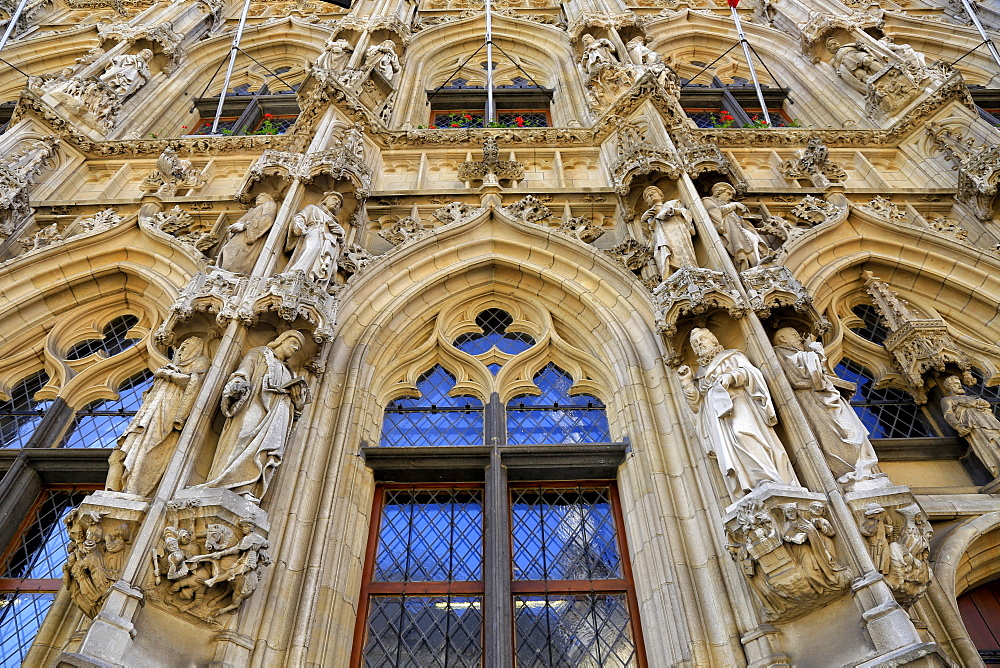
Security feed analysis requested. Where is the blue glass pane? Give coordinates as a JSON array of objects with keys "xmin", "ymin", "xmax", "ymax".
[
  {"xmin": 0, "ymin": 593, "xmax": 56, "ymax": 668},
  {"xmin": 380, "ymin": 410, "xmax": 483, "ymax": 447},
  {"xmin": 0, "ymin": 371, "xmax": 51, "ymax": 449},
  {"xmin": 513, "ymin": 364, "xmax": 600, "ymax": 407},
  {"xmin": 364, "ymin": 596, "xmax": 482, "ymax": 668},
  {"xmin": 374, "ymin": 489, "xmax": 483, "ymax": 582},
  {"xmin": 850, "ymin": 304, "xmax": 890, "ymax": 345},
  {"xmin": 507, "ymin": 364, "xmax": 610, "ymax": 445},
  {"xmin": 387, "ymin": 366, "xmax": 482, "ymax": 409},
  {"xmin": 62, "ymin": 370, "xmax": 154, "ymax": 449},
  {"xmin": 514, "ymin": 594, "xmax": 636, "ymax": 668},
  {"xmin": 2, "ymin": 491, "xmax": 86, "ymax": 580},
  {"xmin": 835, "ymin": 359, "xmax": 935, "ymax": 438},
  {"xmin": 453, "ymin": 308, "xmax": 535, "ymax": 357},
  {"xmin": 511, "ymin": 487, "xmax": 620, "ymax": 581},
  {"xmin": 66, "ymin": 315, "xmax": 140, "ymax": 360},
  {"xmin": 966, "ymin": 369, "xmax": 1000, "ymax": 419}
]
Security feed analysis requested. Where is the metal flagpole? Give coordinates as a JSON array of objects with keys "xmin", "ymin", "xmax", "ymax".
[
  {"xmin": 485, "ymin": 0, "xmax": 496, "ymax": 125},
  {"xmin": 728, "ymin": 0, "xmax": 770, "ymax": 128},
  {"xmin": 959, "ymin": 0, "xmax": 1000, "ymax": 74},
  {"xmin": 211, "ymin": 0, "xmax": 253, "ymax": 135},
  {"xmin": 0, "ymin": 0, "xmax": 32, "ymax": 53}
]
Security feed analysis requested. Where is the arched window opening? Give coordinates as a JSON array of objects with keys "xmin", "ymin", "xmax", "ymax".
[
  {"xmin": 453, "ymin": 308, "xmax": 535, "ymax": 374},
  {"xmin": 191, "ymin": 63, "xmax": 303, "ymax": 136},
  {"xmin": 679, "ymin": 59, "xmax": 793, "ymax": 128},
  {"xmin": 61, "ymin": 370, "xmax": 154, "ymax": 449},
  {"xmin": 963, "ymin": 369, "xmax": 1000, "ymax": 419},
  {"xmin": 849, "ymin": 304, "xmax": 890, "ymax": 345},
  {"xmin": 835, "ymin": 358, "xmax": 935, "ymax": 438},
  {"xmin": 65, "ymin": 315, "xmax": 140, "ymax": 361},
  {"xmin": 506, "ymin": 364, "xmax": 611, "ymax": 445},
  {"xmin": 427, "ymin": 67, "xmax": 553, "ymax": 129},
  {"xmin": 0, "ymin": 489, "xmax": 91, "ymax": 666},
  {"xmin": 380, "ymin": 365, "xmax": 484, "ymax": 447},
  {"xmin": 0, "ymin": 371, "xmax": 51, "ymax": 449}
]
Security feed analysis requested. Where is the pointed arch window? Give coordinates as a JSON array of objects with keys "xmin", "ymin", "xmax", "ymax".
[
  {"xmin": 61, "ymin": 370, "xmax": 154, "ymax": 449},
  {"xmin": 380, "ymin": 366, "xmax": 484, "ymax": 447},
  {"xmin": 849, "ymin": 304, "xmax": 890, "ymax": 345},
  {"xmin": 65, "ymin": 315, "xmax": 140, "ymax": 361},
  {"xmin": 834, "ymin": 358, "xmax": 935, "ymax": 438},
  {"xmin": 507, "ymin": 364, "xmax": 611, "ymax": 445},
  {"xmin": 0, "ymin": 371, "xmax": 51, "ymax": 449}
]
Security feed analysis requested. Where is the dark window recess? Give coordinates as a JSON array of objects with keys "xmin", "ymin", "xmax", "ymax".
[
  {"xmin": 0, "ymin": 489, "xmax": 91, "ymax": 667},
  {"xmin": 969, "ymin": 86, "xmax": 1000, "ymax": 127},
  {"xmin": 835, "ymin": 358, "xmax": 936, "ymax": 438},
  {"xmin": 61, "ymin": 370, "xmax": 154, "ymax": 449},
  {"xmin": 380, "ymin": 366, "xmax": 484, "ymax": 447},
  {"xmin": 849, "ymin": 304, "xmax": 891, "ymax": 345},
  {"xmin": 0, "ymin": 101, "xmax": 16, "ymax": 135},
  {"xmin": 0, "ymin": 371, "xmax": 51, "ymax": 449},
  {"xmin": 426, "ymin": 85, "xmax": 553, "ymax": 128},
  {"xmin": 192, "ymin": 83, "xmax": 300, "ymax": 136},
  {"xmin": 507, "ymin": 364, "xmax": 611, "ymax": 445},
  {"xmin": 65, "ymin": 314, "xmax": 140, "ymax": 361},
  {"xmin": 680, "ymin": 76, "xmax": 792, "ymax": 128}
]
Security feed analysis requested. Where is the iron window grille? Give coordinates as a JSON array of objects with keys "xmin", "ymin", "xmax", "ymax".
[
  {"xmin": 0, "ymin": 487, "xmax": 94, "ymax": 667},
  {"xmin": 506, "ymin": 364, "xmax": 611, "ymax": 445},
  {"xmin": 355, "ymin": 482, "xmax": 643, "ymax": 668},
  {"xmin": 835, "ymin": 358, "xmax": 936, "ymax": 438},
  {"xmin": 61, "ymin": 370, "xmax": 154, "ymax": 449},
  {"xmin": 0, "ymin": 371, "xmax": 51, "ymax": 449},
  {"xmin": 961, "ymin": 369, "xmax": 1000, "ymax": 420},
  {"xmin": 427, "ymin": 77, "xmax": 554, "ymax": 129},
  {"xmin": 381, "ymin": 366, "xmax": 485, "ymax": 448}
]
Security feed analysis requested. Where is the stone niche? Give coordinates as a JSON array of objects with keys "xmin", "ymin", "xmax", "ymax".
[{"xmin": 145, "ymin": 487, "xmax": 270, "ymax": 626}]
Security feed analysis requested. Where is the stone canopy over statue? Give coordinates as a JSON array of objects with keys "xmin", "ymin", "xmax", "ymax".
[
  {"xmin": 198, "ymin": 331, "xmax": 311, "ymax": 504},
  {"xmin": 773, "ymin": 327, "xmax": 881, "ymax": 484},
  {"xmin": 678, "ymin": 327, "xmax": 799, "ymax": 501}
]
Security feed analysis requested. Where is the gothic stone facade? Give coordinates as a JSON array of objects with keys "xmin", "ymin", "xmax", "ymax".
[{"xmin": 1, "ymin": 0, "xmax": 1000, "ymax": 666}]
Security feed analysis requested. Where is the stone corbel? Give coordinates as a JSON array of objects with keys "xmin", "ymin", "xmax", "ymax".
[
  {"xmin": 863, "ymin": 271, "xmax": 974, "ymax": 404},
  {"xmin": 724, "ymin": 486, "xmax": 852, "ymax": 622},
  {"xmin": 844, "ymin": 485, "xmax": 933, "ymax": 608},
  {"xmin": 237, "ymin": 271, "xmax": 343, "ymax": 343},
  {"xmin": 155, "ymin": 270, "xmax": 250, "ymax": 345},
  {"xmin": 145, "ymin": 488, "xmax": 270, "ymax": 626},
  {"xmin": 741, "ymin": 265, "xmax": 828, "ymax": 333},
  {"xmin": 63, "ymin": 491, "xmax": 149, "ymax": 619},
  {"xmin": 864, "ymin": 63, "xmax": 920, "ymax": 118},
  {"xmin": 926, "ymin": 122, "xmax": 1000, "ymax": 222}
]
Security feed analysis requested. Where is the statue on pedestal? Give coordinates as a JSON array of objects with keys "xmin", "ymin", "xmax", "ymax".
[
  {"xmin": 214, "ymin": 193, "xmax": 278, "ymax": 275},
  {"xmin": 639, "ymin": 185, "xmax": 697, "ymax": 277},
  {"xmin": 702, "ymin": 183, "xmax": 771, "ymax": 271},
  {"xmin": 285, "ymin": 192, "xmax": 346, "ymax": 291},
  {"xmin": 99, "ymin": 48, "xmax": 153, "ymax": 98},
  {"xmin": 678, "ymin": 327, "xmax": 799, "ymax": 501},
  {"xmin": 941, "ymin": 375, "xmax": 1000, "ymax": 478}
]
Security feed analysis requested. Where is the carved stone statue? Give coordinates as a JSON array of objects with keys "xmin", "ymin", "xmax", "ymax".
[
  {"xmin": 626, "ymin": 35, "xmax": 662, "ymax": 67},
  {"xmin": 199, "ymin": 330, "xmax": 310, "ymax": 504},
  {"xmin": 827, "ymin": 38, "xmax": 883, "ymax": 88},
  {"xmin": 702, "ymin": 182, "xmax": 771, "ymax": 272},
  {"xmin": 678, "ymin": 327, "xmax": 799, "ymax": 501},
  {"xmin": 99, "ymin": 48, "xmax": 153, "ymax": 98},
  {"xmin": 107, "ymin": 336, "xmax": 210, "ymax": 498},
  {"xmin": 63, "ymin": 510, "xmax": 134, "ymax": 618},
  {"xmin": 186, "ymin": 518, "xmax": 270, "ymax": 616},
  {"xmin": 879, "ymin": 36, "xmax": 927, "ymax": 70},
  {"xmin": 856, "ymin": 501, "xmax": 933, "ymax": 607},
  {"xmin": 639, "ymin": 185, "xmax": 697, "ymax": 277},
  {"xmin": 315, "ymin": 37, "xmax": 353, "ymax": 74},
  {"xmin": 941, "ymin": 375, "xmax": 1000, "ymax": 478},
  {"xmin": 364, "ymin": 40, "xmax": 400, "ymax": 83},
  {"xmin": 859, "ymin": 502, "xmax": 893, "ymax": 574},
  {"xmin": 284, "ymin": 191, "xmax": 346, "ymax": 290},
  {"xmin": 780, "ymin": 502, "xmax": 848, "ymax": 594},
  {"xmin": 214, "ymin": 193, "xmax": 278, "ymax": 274},
  {"xmin": 580, "ymin": 34, "xmax": 619, "ymax": 75},
  {"xmin": 773, "ymin": 327, "xmax": 880, "ymax": 484}
]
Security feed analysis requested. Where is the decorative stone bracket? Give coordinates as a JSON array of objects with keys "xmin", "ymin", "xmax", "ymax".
[
  {"xmin": 724, "ymin": 484, "xmax": 851, "ymax": 622},
  {"xmin": 155, "ymin": 270, "xmax": 250, "ymax": 344},
  {"xmin": 927, "ymin": 121, "xmax": 1000, "ymax": 221},
  {"xmin": 145, "ymin": 488, "xmax": 270, "ymax": 626},
  {"xmin": 64, "ymin": 491, "xmax": 150, "ymax": 618},
  {"xmin": 0, "ymin": 137, "xmax": 60, "ymax": 239},
  {"xmin": 845, "ymin": 484, "xmax": 933, "ymax": 608}
]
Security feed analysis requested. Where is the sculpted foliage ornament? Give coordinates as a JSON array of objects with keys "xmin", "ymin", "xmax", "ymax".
[
  {"xmin": 379, "ymin": 217, "xmax": 428, "ymax": 246},
  {"xmin": 856, "ymin": 195, "xmax": 904, "ymax": 222},
  {"xmin": 138, "ymin": 203, "xmax": 217, "ymax": 253},
  {"xmin": 76, "ymin": 207, "xmax": 125, "ymax": 235},
  {"xmin": 458, "ymin": 137, "xmax": 524, "ymax": 187},
  {"xmin": 433, "ymin": 201, "xmax": 481, "ymax": 225},
  {"xmin": 29, "ymin": 72, "xmax": 122, "ymax": 134},
  {"xmin": 155, "ymin": 270, "xmax": 250, "ymax": 344},
  {"xmin": 0, "ymin": 137, "xmax": 59, "ymax": 238},
  {"xmin": 652, "ymin": 267, "xmax": 747, "ymax": 339},
  {"xmin": 789, "ymin": 195, "xmax": 848, "ymax": 230},
  {"xmin": 742, "ymin": 266, "xmax": 826, "ymax": 330},
  {"xmin": 17, "ymin": 222, "xmax": 62, "ymax": 252},
  {"xmin": 928, "ymin": 216, "xmax": 967, "ymax": 240},
  {"xmin": 557, "ymin": 216, "xmax": 605, "ymax": 243},
  {"xmin": 779, "ymin": 137, "xmax": 847, "ymax": 188},
  {"xmin": 141, "ymin": 146, "xmax": 206, "ymax": 197},
  {"xmin": 725, "ymin": 493, "xmax": 850, "ymax": 621},
  {"xmin": 926, "ymin": 122, "xmax": 1000, "ymax": 221},
  {"xmin": 503, "ymin": 195, "xmax": 553, "ymax": 225}
]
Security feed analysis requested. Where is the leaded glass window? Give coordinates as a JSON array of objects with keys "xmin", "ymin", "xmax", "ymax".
[
  {"xmin": 61, "ymin": 370, "xmax": 154, "ymax": 449},
  {"xmin": 507, "ymin": 364, "xmax": 611, "ymax": 445},
  {"xmin": 849, "ymin": 304, "xmax": 890, "ymax": 345},
  {"xmin": 835, "ymin": 358, "xmax": 935, "ymax": 438},
  {"xmin": 453, "ymin": 308, "xmax": 535, "ymax": 357},
  {"xmin": 380, "ymin": 366, "xmax": 484, "ymax": 447},
  {"xmin": 963, "ymin": 369, "xmax": 1000, "ymax": 420},
  {"xmin": 0, "ymin": 489, "xmax": 90, "ymax": 667},
  {"xmin": 362, "ymin": 487, "xmax": 484, "ymax": 667},
  {"xmin": 0, "ymin": 371, "xmax": 51, "ymax": 449},
  {"xmin": 65, "ymin": 315, "xmax": 140, "ymax": 360}
]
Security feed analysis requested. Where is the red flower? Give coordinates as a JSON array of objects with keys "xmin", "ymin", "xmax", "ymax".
[
  {"xmin": 463, "ymin": 113, "xmax": 473, "ymax": 120},
  {"xmin": 451, "ymin": 122, "xmax": 461, "ymax": 127},
  {"xmin": 515, "ymin": 116, "xmax": 525, "ymax": 127},
  {"xmin": 429, "ymin": 125, "xmax": 438, "ymax": 129},
  {"xmin": 263, "ymin": 113, "xmax": 274, "ymax": 119}
]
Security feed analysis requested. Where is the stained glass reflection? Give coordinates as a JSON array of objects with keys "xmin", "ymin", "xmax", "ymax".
[
  {"xmin": 364, "ymin": 596, "xmax": 483, "ymax": 668},
  {"xmin": 380, "ymin": 366, "xmax": 483, "ymax": 447},
  {"xmin": 375, "ymin": 489, "xmax": 483, "ymax": 583},
  {"xmin": 507, "ymin": 364, "xmax": 610, "ymax": 444},
  {"xmin": 514, "ymin": 594, "xmax": 636, "ymax": 668}
]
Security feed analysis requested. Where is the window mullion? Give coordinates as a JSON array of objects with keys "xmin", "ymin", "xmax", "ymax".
[{"xmin": 483, "ymin": 396, "xmax": 512, "ymax": 667}]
